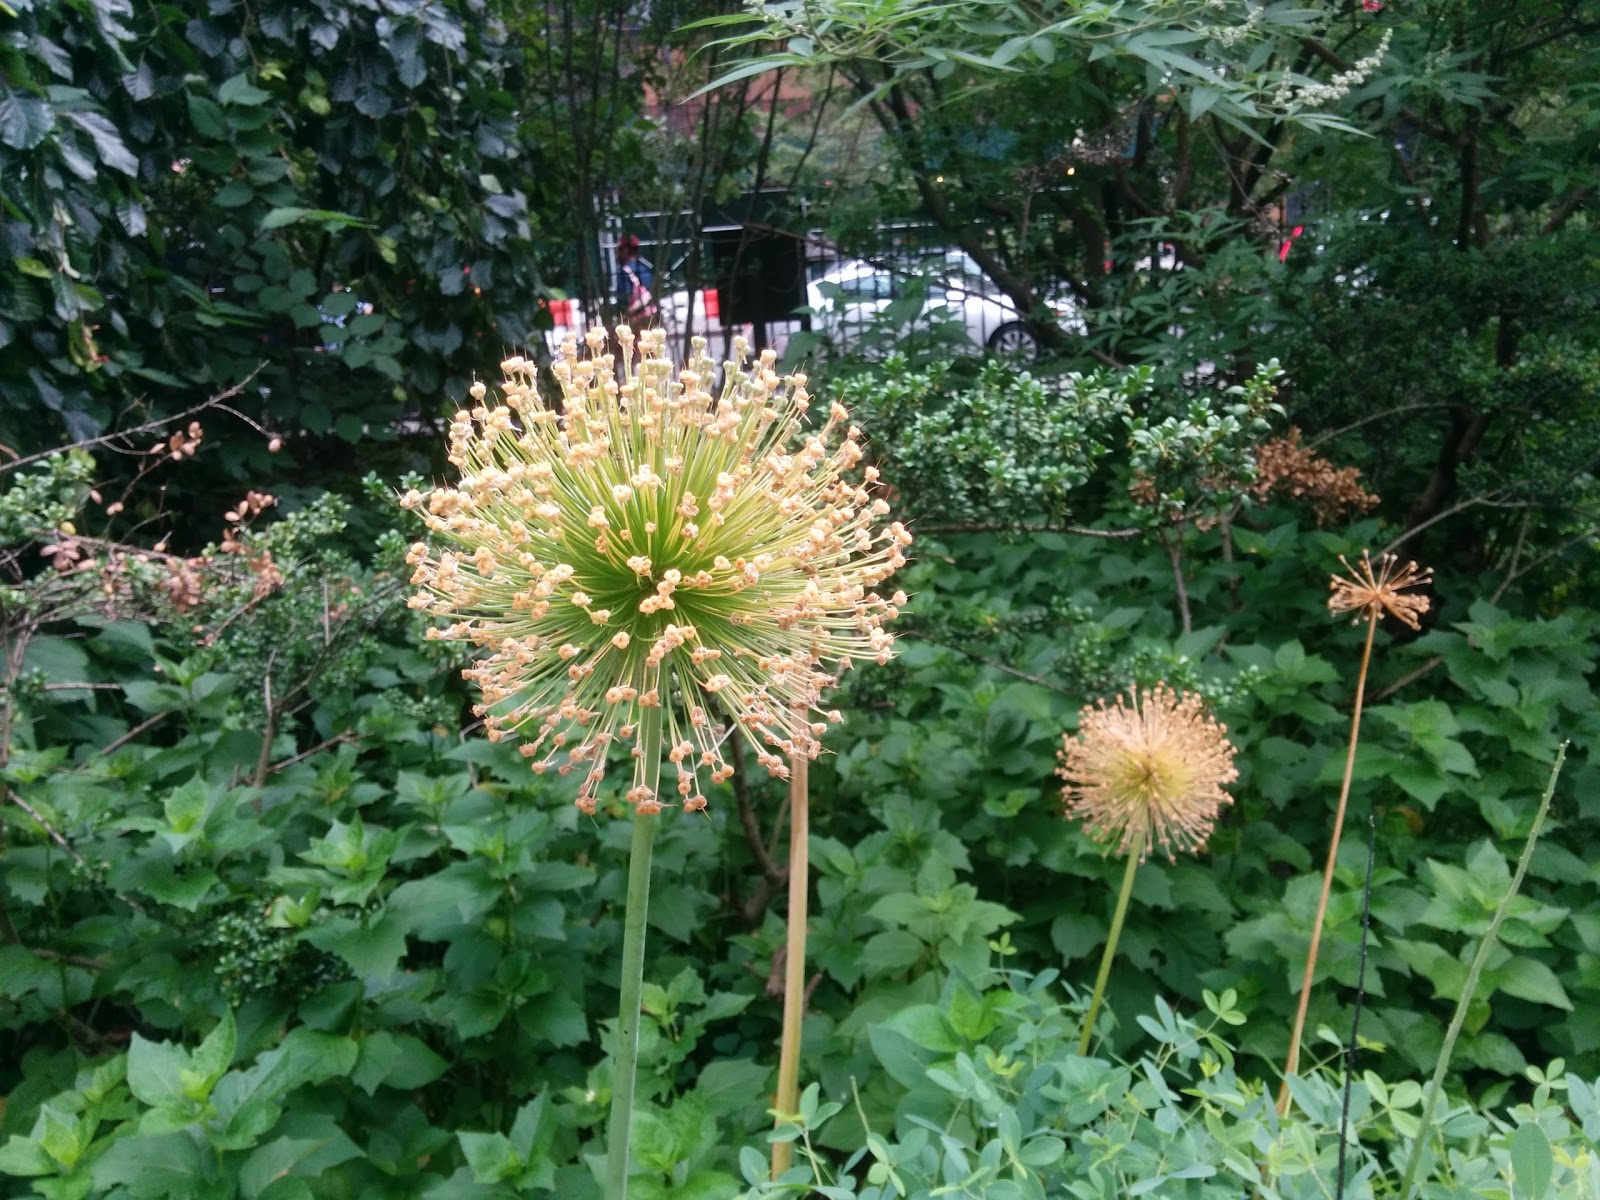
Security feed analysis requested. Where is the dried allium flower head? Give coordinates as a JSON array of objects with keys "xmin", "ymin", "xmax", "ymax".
[
  {"xmin": 1058, "ymin": 684, "xmax": 1238, "ymax": 861},
  {"xmin": 1251, "ymin": 427, "xmax": 1379, "ymax": 526},
  {"xmin": 1328, "ymin": 550, "xmax": 1432, "ymax": 631},
  {"xmin": 403, "ymin": 327, "xmax": 911, "ymax": 817}
]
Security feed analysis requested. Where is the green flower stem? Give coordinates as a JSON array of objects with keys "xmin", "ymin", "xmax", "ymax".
[
  {"xmin": 771, "ymin": 752, "xmax": 809, "ymax": 1178},
  {"xmin": 604, "ymin": 708, "xmax": 663, "ymax": 1200},
  {"xmin": 1078, "ymin": 849, "xmax": 1141, "ymax": 1056},
  {"xmin": 1397, "ymin": 741, "xmax": 1567, "ymax": 1200}
]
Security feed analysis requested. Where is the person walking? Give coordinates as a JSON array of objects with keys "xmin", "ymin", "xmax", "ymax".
[{"xmin": 615, "ymin": 234, "xmax": 658, "ymax": 331}]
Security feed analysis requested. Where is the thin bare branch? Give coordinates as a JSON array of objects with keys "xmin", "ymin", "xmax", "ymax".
[
  {"xmin": 0, "ymin": 369, "xmax": 266, "ymax": 476},
  {"xmin": 6, "ymin": 791, "xmax": 87, "ymax": 866},
  {"xmin": 917, "ymin": 522, "xmax": 1140, "ymax": 538}
]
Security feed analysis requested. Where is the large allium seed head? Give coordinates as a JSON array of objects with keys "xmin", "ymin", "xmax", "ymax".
[
  {"xmin": 1057, "ymin": 684, "xmax": 1238, "ymax": 861},
  {"xmin": 1328, "ymin": 550, "xmax": 1432, "ymax": 630},
  {"xmin": 403, "ymin": 328, "xmax": 910, "ymax": 816}
]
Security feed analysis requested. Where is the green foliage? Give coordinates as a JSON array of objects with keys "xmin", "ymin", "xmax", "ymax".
[
  {"xmin": 0, "ymin": 0, "xmax": 548, "ymax": 472},
  {"xmin": 831, "ymin": 358, "xmax": 1140, "ymax": 525},
  {"xmin": 3, "ymin": 478, "xmax": 1599, "ymax": 1196},
  {"xmin": 744, "ymin": 968, "xmax": 1600, "ymax": 1200},
  {"xmin": 833, "ymin": 357, "xmax": 1282, "ymax": 532}
]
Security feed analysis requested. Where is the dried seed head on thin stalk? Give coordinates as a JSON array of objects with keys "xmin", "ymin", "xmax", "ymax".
[
  {"xmin": 403, "ymin": 327, "xmax": 911, "ymax": 817},
  {"xmin": 1058, "ymin": 684, "xmax": 1238, "ymax": 862},
  {"xmin": 1328, "ymin": 550, "xmax": 1432, "ymax": 631}
]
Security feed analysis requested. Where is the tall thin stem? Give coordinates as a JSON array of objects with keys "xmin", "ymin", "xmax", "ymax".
[
  {"xmin": 604, "ymin": 709, "xmax": 663, "ymax": 1200},
  {"xmin": 1078, "ymin": 850, "xmax": 1141, "ymax": 1056},
  {"xmin": 771, "ymin": 751, "xmax": 809, "ymax": 1178},
  {"xmin": 1336, "ymin": 815, "xmax": 1377, "ymax": 1198},
  {"xmin": 1279, "ymin": 612, "xmax": 1377, "ymax": 1114},
  {"xmin": 1396, "ymin": 743, "xmax": 1567, "ymax": 1200}
]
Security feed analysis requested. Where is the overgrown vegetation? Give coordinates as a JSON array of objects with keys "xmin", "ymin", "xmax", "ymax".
[{"xmin": 2, "ymin": 0, "xmax": 1598, "ymax": 1195}]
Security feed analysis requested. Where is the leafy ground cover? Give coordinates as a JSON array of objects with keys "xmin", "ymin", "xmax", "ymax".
[{"xmin": 1, "ymin": 348, "xmax": 1596, "ymax": 1195}]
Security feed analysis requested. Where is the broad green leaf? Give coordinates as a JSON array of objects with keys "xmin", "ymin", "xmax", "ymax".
[
  {"xmin": 1510, "ymin": 1121, "xmax": 1554, "ymax": 1199},
  {"xmin": 218, "ymin": 74, "xmax": 271, "ymax": 106},
  {"xmin": 0, "ymin": 91, "xmax": 55, "ymax": 149},
  {"xmin": 351, "ymin": 1031, "xmax": 449, "ymax": 1095}
]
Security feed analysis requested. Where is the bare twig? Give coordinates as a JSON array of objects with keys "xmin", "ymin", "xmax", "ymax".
[
  {"xmin": 22, "ymin": 946, "xmax": 108, "ymax": 971},
  {"xmin": 1491, "ymin": 512, "xmax": 1533, "ymax": 605},
  {"xmin": 252, "ymin": 650, "xmax": 278, "ymax": 797},
  {"xmin": 1381, "ymin": 491, "xmax": 1531, "ymax": 556},
  {"xmin": 7, "ymin": 791, "xmax": 87, "ymax": 866},
  {"xmin": 96, "ymin": 711, "xmax": 169, "ymax": 758},
  {"xmin": 1370, "ymin": 656, "xmax": 1445, "ymax": 706},
  {"xmin": 945, "ymin": 646, "xmax": 1077, "ymax": 698},
  {"xmin": 1303, "ymin": 402, "xmax": 1458, "ymax": 451},
  {"xmin": 0, "ymin": 369, "xmax": 266, "ymax": 476},
  {"xmin": 1162, "ymin": 532, "xmax": 1193, "ymax": 634},
  {"xmin": 917, "ymin": 522, "xmax": 1141, "ymax": 539},
  {"xmin": 268, "ymin": 731, "xmax": 361, "ymax": 775},
  {"xmin": 729, "ymin": 734, "xmax": 784, "ymax": 884}
]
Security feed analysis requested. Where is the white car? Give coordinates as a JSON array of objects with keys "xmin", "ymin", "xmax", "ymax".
[
  {"xmin": 806, "ymin": 253, "xmax": 1081, "ymax": 360},
  {"xmin": 558, "ymin": 251, "xmax": 1080, "ymax": 362}
]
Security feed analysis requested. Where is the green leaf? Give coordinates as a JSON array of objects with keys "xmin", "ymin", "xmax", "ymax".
[
  {"xmin": 187, "ymin": 92, "xmax": 227, "ymax": 138},
  {"xmin": 218, "ymin": 74, "xmax": 271, "ymax": 106},
  {"xmin": 126, "ymin": 1033, "xmax": 193, "ymax": 1110},
  {"xmin": 1498, "ymin": 957, "xmax": 1573, "ymax": 1010},
  {"xmin": 351, "ymin": 1031, "xmax": 449, "ymax": 1095},
  {"xmin": 215, "ymin": 179, "xmax": 254, "ymax": 208},
  {"xmin": 516, "ymin": 987, "xmax": 587, "ymax": 1047},
  {"xmin": 91, "ymin": 1133, "xmax": 205, "ymax": 1199},
  {"xmin": 694, "ymin": 1059, "xmax": 770, "ymax": 1116},
  {"xmin": 1509, "ymin": 1121, "xmax": 1554, "ymax": 1200},
  {"xmin": 860, "ymin": 930, "xmax": 922, "ymax": 974},
  {"xmin": 0, "ymin": 91, "xmax": 55, "ymax": 149},
  {"xmin": 456, "ymin": 1132, "xmax": 520, "ymax": 1184},
  {"xmin": 64, "ymin": 111, "xmax": 137, "ymax": 174},
  {"xmin": 0, "ymin": 1133, "xmax": 56, "ymax": 1176},
  {"xmin": 240, "ymin": 1137, "xmax": 327, "ymax": 1200},
  {"xmin": 302, "ymin": 910, "xmax": 408, "ymax": 980},
  {"xmin": 182, "ymin": 1009, "xmax": 237, "ymax": 1100}
]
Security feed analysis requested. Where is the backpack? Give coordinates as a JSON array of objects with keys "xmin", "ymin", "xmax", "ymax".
[{"xmin": 622, "ymin": 264, "xmax": 658, "ymax": 327}]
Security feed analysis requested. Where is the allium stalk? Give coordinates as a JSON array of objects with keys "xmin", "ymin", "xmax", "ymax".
[
  {"xmin": 1058, "ymin": 684, "xmax": 1237, "ymax": 1055},
  {"xmin": 1279, "ymin": 551, "xmax": 1432, "ymax": 1114},
  {"xmin": 771, "ymin": 750, "xmax": 808, "ymax": 1178},
  {"xmin": 402, "ymin": 327, "xmax": 908, "ymax": 1199}
]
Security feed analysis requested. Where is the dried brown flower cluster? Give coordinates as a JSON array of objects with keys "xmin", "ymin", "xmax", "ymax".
[
  {"xmin": 1058, "ymin": 684, "xmax": 1238, "ymax": 861},
  {"xmin": 1328, "ymin": 550, "xmax": 1432, "ymax": 630},
  {"xmin": 157, "ymin": 421, "xmax": 204, "ymax": 462},
  {"xmin": 403, "ymin": 327, "xmax": 910, "ymax": 816},
  {"xmin": 36, "ymin": 489, "xmax": 284, "ymax": 616},
  {"xmin": 1251, "ymin": 428, "xmax": 1379, "ymax": 526}
]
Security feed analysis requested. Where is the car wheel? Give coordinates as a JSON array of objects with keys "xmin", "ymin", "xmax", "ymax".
[{"xmin": 986, "ymin": 321, "xmax": 1039, "ymax": 361}]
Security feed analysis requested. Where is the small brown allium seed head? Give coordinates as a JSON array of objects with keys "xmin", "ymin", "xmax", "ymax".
[
  {"xmin": 1328, "ymin": 550, "xmax": 1433, "ymax": 631},
  {"xmin": 1058, "ymin": 684, "xmax": 1238, "ymax": 862}
]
